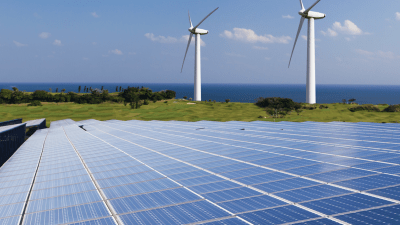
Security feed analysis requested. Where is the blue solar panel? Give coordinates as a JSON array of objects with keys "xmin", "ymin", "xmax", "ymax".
[{"xmin": 4, "ymin": 119, "xmax": 400, "ymax": 224}]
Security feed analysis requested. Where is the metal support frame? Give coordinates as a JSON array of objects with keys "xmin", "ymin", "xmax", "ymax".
[{"xmin": 0, "ymin": 118, "xmax": 22, "ymax": 127}]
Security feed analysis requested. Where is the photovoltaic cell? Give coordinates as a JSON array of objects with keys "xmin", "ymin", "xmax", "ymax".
[{"xmin": 4, "ymin": 119, "xmax": 400, "ymax": 224}]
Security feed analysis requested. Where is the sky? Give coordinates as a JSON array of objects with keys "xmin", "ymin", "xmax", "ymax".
[{"xmin": 0, "ymin": 0, "xmax": 400, "ymax": 84}]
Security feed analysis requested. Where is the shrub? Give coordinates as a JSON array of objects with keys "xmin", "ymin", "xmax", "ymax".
[
  {"xmin": 303, "ymin": 106, "xmax": 317, "ymax": 110},
  {"xmin": 164, "ymin": 101, "xmax": 168, "ymax": 103},
  {"xmin": 319, "ymin": 105, "xmax": 329, "ymax": 109},
  {"xmin": 225, "ymin": 99, "xmax": 230, "ymax": 103},
  {"xmin": 143, "ymin": 99, "xmax": 150, "ymax": 105},
  {"xmin": 383, "ymin": 105, "xmax": 400, "ymax": 112},
  {"xmin": 27, "ymin": 100, "xmax": 42, "ymax": 106},
  {"xmin": 183, "ymin": 96, "xmax": 187, "ymax": 99},
  {"xmin": 349, "ymin": 104, "xmax": 380, "ymax": 112},
  {"xmin": 189, "ymin": 98, "xmax": 192, "ymax": 101}
]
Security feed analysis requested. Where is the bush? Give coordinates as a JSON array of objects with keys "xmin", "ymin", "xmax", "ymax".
[
  {"xmin": 225, "ymin": 99, "xmax": 230, "ymax": 103},
  {"xmin": 303, "ymin": 106, "xmax": 316, "ymax": 110},
  {"xmin": 143, "ymin": 99, "xmax": 150, "ymax": 105},
  {"xmin": 183, "ymin": 96, "xmax": 187, "ymax": 99},
  {"xmin": 27, "ymin": 100, "xmax": 42, "ymax": 106},
  {"xmin": 349, "ymin": 104, "xmax": 380, "ymax": 112},
  {"xmin": 319, "ymin": 105, "xmax": 329, "ymax": 109},
  {"xmin": 383, "ymin": 105, "xmax": 400, "ymax": 112}
]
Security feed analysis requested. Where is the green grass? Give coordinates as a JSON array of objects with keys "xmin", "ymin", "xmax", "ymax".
[{"xmin": 0, "ymin": 100, "xmax": 399, "ymax": 127}]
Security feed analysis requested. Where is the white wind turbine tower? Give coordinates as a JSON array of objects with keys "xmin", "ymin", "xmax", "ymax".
[
  {"xmin": 181, "ymin": 7, "xmax": 219, "ymax": 101},
  {"xmin": 288, "ymin": 0, "xmax": 325, "ymax": 104}
]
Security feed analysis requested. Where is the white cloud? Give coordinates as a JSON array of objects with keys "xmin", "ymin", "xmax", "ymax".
[
  {"xmin": 345, "ymin": 37, "xmax": 352, "ymax": 41},
  {"xmin": 91, "ymin": 12, "xmax": 99, "ymax": 18},
  {"xmin": 92, "ymin": 42, "xmax": 97, "ymax": 45},
  {"xmin": 252, "ymin": 46, "xmax": 268, "ymax": 50},
  {"xmin": 13, "ymin": 41, "xmax": 27, "ymax": 47},
  {"xmin": 110, "ymin": 49, "xmax": 123, "ymax": 55},
  {"xmin": 128, "ymin": 52, "xmax": 136, "ymax": 55},
  {"xmin": 323, "ymin": 20, "xmax": 366, "ymax": 37},
  {"xmin": 282, "ymin": 15, "xmax": 294, "ymax": 19},
  {"xmin": 265, "ymin": 57, "xmax": 271, "ymax": 60},
  {"xmin": 53, "ymin": 39, "xmax": 62, "ymax": 46},
  {"xmin": 301, "ymin": 35, "xmax": 307, "ymax": 41},
  {"xmin": 39, "ymin": 32, "xmax": 50, "ymax": 39},
  {"xmin": 180, "ymin": 35, "xmax": 206, "ymax": 47},
  {"xmin": 145, "ymin": 33, "xmax": 206, "ymax": 46},
  {"xmin": 145, "ymin": 33, "xmax": 177, "ymax": 44},
  {"xmin": 355, "ymin": 49, "xmax": 373, "ymax": 56},
  {"xmin": 377, "ymin": 51, "xmax": 398, "ymax": 59},
  {"xmin": 321, "ymin": 28, "xmax": 338, "ymax": 37},
  {"xmin": 396, "ymin": 12, "xmax": 400, "ymax": 21},
  {"xmin": 83, "ymin": 57, "xmax": 89, "ymax": 60},
  {"xmin": 220, "ymin": 28, "xmax": 291, "ymax": 44},
  {"xmin": 356, "ymin": 49, "xmax": 400, "ymax": 59},
  {"xmin": 102, "ymin": 54, "xmax": 109, "ymax": 57}
]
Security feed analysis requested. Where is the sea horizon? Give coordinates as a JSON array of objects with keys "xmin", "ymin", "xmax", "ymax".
[{"xmin": 1, "ymin": 83, "xmax": 400, "ymax": 105}]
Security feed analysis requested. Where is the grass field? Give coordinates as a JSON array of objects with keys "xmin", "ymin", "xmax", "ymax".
[{"xmin": 0, "ymin": 100, "xmax": 399, "ymax": 127}]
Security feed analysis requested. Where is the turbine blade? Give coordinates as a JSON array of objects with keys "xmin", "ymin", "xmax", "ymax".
[
  {"xmin": 193, "ymin": 7, "xmax": 219, "ymax": 29},
  {"xmin": 305, "ymin": 0, "xmax": 321, "ymax": 13},
  {"xmin": 300, "ymin": 0, "xmax": 305, "ymax": 10},
  {"xmin": 288, "ymin": 17, "xmax": 305, "ymax": 68},
  {"xmin": 181, "ymin": 33, "xmax": 193, "ymax": 73},
  {"xmin": 188, "ymin": 10, "xmax": 193, "ymax": 27}
]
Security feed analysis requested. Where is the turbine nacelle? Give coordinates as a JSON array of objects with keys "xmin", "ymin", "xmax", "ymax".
[
  {"xmin": 188, "ymin": 28, "xmax": 209, "ymax": 35},
  {"xmin": 299, "ymin": 10, "xmax": 325, "ymax": 19}
]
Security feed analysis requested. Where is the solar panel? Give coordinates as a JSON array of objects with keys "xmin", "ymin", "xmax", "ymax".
[{"xmin": 2, "ymin": 119, "xmax": 400, "ymax": 224}]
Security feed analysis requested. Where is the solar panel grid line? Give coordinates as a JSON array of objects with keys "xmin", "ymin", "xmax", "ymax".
[
  {"xmin": 94, "ymin": 122, "xmax": 400, "ymax": 208},
  {"xmin": 60, "ymin": 127, "xmax": 121, "ymax": 225},
  {"xmin": 11, "ymin": 130, "xmax": 49, "ymax": 225},
  {"xmin": 80, "ymin": 126, "xmax": 253, "ymax": 225},
  {"xmin": 190, "ymin": 216, "xmax": 252, "ymax": 225},
  {"xmin": 87, "ymin": 124, "xmax": 349, "ymax": 225},
  {"xmin": 129, "ymin": 125, "xmax": 400, "ymax": 177},
  {"xmin": 94, "ymin": 123, "xmax": 372, "ymax": 188},
  {"xmin": 326, "ymin": 202, "xmax": 400, "ymax": 219},
  {"xmin": 114, "ymin": 122, "xmax": 399, "ymax": 168},
  {"xmin": 114, "ymin": 199, "xmax": 205, "ymax": 216},
  {"xmin": 57, "ymin": 216, "xmax": 117, "ymax": 225},
  {"xmin": 145, "ymin": 121, "xmax": 400, "ymax": 151}
]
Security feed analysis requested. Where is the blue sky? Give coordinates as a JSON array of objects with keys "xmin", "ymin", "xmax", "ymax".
[{"xmin": 1, "ymin": 0, "xmax": 399, "ymax": 84}]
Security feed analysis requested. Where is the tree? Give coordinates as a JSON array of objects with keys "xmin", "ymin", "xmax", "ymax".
[
  {"xmin": 225, "ymin": 99, "xmax": 230, "ymax": 103},
  {"xmin": 116, "ymin": 86, "xmax": 118, "ymax": 92},
  {"xmin": 101, "ymin": 86, "xmax": 104, "ymax": 91},
  {"xmin": 61, "ymin": 89, "xmax": 66, "ymax": 93},
  {"xmin": 342, "ymin": 99, "xmax": 347, "ymax": 104},
  {"xmin": 183, "ymin": 96, "xmax": 187, "ymax": 100},
  {"xmin": 348, "ymin": 98, "xmax": 356, "ymax": 103},
  {"xmin": 49, "ymin": 88, "xmax": 52, "ymax": 93},
  {"xmin": 56, "ymin": 88, "xmax": 58, "ymax": 93},
  {"xmin": 12, "ymin": 87, "xmax": 18, "ymax": 92},
  {"xmin": 119, "ymin": 86, "xmax": 122, "ymax": 92},
  {"xmin": 78, "ymin": 86, "xmax": 81, "ymax": 93}
]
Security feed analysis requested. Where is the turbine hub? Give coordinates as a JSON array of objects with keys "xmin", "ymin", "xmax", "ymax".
[
  {"xmin": 189, "ymin": 28, "xmax": 209, "ymax": 35},
  {"xmin": 299, "ymin": 10, "xmax": 326, "ymax": 19}
]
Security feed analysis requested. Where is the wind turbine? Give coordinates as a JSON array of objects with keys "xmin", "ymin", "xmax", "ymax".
[
  {"xmin": 181, "ymin": 7, "xmax": 219, "ymax": 101},
  {"xmin": 288, "ymin": 0, "xmax": 325, "ymax": 104}
]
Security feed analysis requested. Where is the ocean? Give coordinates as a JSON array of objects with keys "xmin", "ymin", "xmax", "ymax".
[{"xmin": 1, "ymin": 83, "xmax": 399, "ymax": 105}]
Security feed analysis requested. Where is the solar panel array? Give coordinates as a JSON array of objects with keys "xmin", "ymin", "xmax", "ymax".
[
  {"xmin": 2, "ymin": 119, "xmax": 400, "ymax": 224},
  {"xmin": 25, "ymin": 119, "xmax": 46, "ymax": 129}
]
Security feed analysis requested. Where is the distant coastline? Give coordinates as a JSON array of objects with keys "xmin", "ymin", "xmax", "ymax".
[{"xmin": 1, "ymin": 83, "xmax": 400, "ymax": 105}]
